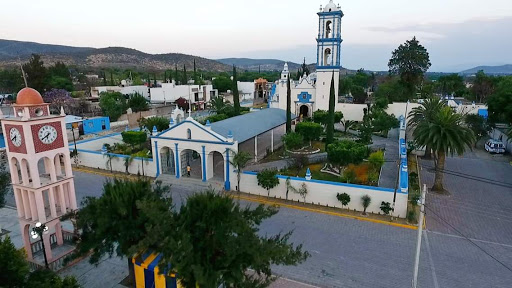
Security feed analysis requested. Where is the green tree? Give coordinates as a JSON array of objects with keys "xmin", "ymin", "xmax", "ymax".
[
  {"xmin": 73, "ymin": 179, "xmax": 170, "ymax": 284},
  {"xmin": 229, "ymin": 150, "xmax": 252, "ymax": 193},
  {"xmin": 257, "ymin": 169, "xmax": 280, "ymax": 197},
  {"xmin": 327, "ymin": 140, "xmax": 367, "ymax": 169},
  {"xmin": 103, "ymin": 144, "xmax": 118, "ymax": 173},
  {"xmin": 351, "ymin": 69, "xmax": 370, "ymax": 89},
  {"xmin": 351, "ymin": 85, "xmax": 367, "ymax": 104},
  {"xmin": 286, "ymin": 74, "xmax": 292, "ymax": 132},
  {"xmin": 183, "ymin": 64, "xmax": 188, "ymax": 85},
  {"xmin": 0, "ymin": 161, "xmax": 11, "ymax": 208},
  {"xmin": 408, "ymin": 97, "xmax": 445, "ymax": 158},
  {"xmin": 361, "ymin": 195, "xmax": 371, "ymax": 215},
  {"xmin": 207, "ymin": 96, "xmax": 231, "ymax": 114},
  {"xmin": 128, "ymin": 93, "xmax": 149, "ymax": 112},
  {"xmin": 388, "ymin": 37, "xmax": 431, "ymax": 94},
  {"xmin": 23, "ymin": 54, "xmax": 48, "ymax": 92},
  {"xmin": 373, "ymin": 76, "xmax": 411, "ymax": 104},
  {"xmin": 212, "ymin": 76, "xmax": 232, "ymax": 93},
  {"xmin": 413, "ymin": 106, "xmax": 475, "ymax": 192},
  {"xmin": 370, "ymin": 109, "xmax": 399, "ymax": 136},
  {"xmin": 436, "ymin": 74, "xmax": 466, "ymax": 97},
  {"xmin": 380, "ymin": 202, "xmax": 393, "ymax": 216},
  {"xmin": 487, "ymin": 77, "xmax": 512, "ymax": 124},
  {"xmin": 293, "ymin": 183, "xmax": 308, "ymax": 204},
  {"xmin": 139, "ymin": 189, "xmax": 308, "ymax": 287},
  {"xmin": 282, "ymin": 132, "xmax": 304, "ymax": 150},
  {"xmin": 175, "ymin": 64, "xmax": 179, "ymax": 84},
  {"xmin": 326, "ymin": 73, "xmax": 336, "ymax": 146},
  {"xmin": 465, "ymin": 114, "xmax": 491, "ymax": 144},
  {"xmin": 99, "ymin": 91, "xmax": 127, "ymax": 121},
  {"xmin": 121, "ymin": 130, "xmax": 147, "ymax": 149},
  {"xmin": 0, "ymin": 69, "xmax": 24, "ymax": 93},
  {"xmin": 368, "ymin": 150, "xmax": 385, "ymax": 172},
  {"xmin": 25, "ymin": 269, "xmax": 80, "ymax": 288},
  {"xmin": 313, "ymin": 110, "xmax": 342, "ymax": 126},
  {"xmin": 0, "ymin": 235, "xmax": 30, "ymax": 287},
  {"xmin": 193, "ymin": 59, "xmax": 199, "ymax": 85},
  {"xmin": 139, "ymin": 116, "xmax": 170, "ymax": 132},
  {"xmin": 336, "ymin": 192, "xmax": 351, "ymax": 208},
  {"xmin": 131, "ymin": 149, "xmax": 151, "ymax": 176},
  {"xmin": 48, "ymin": 62, "xmax": 73, "ymax": 91},
  {"xmin": 110, "ymin": 71, "xmax": 114, "ymax": 86},
  {"xmin": 471, "ymin": 70, "xmax": 495, "ymax": 103},
  {"xmin": 232, "ymin": 66, "xmax": 240, "ymax": 116},
  {"xmin": 295, "ymin": 122, "xmax": 323, "ymax": 146}
]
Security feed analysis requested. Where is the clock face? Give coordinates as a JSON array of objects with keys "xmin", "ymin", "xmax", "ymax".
[
  {"xmin": 38, "ymin": 125, "xmax": 58, "ymax": 144},
  {"xmin": 9, "ymin": 128, "xmax": 22, "ymax": 147}
]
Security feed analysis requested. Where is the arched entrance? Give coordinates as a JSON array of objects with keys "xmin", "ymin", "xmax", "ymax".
[
  {"xmin": 180, "ymin": 149, "xmax": 201, "ymax": 179},
  {"xmin": 299, "ymin": 105, "xmax": 309, "ymax": 120},
  {"xmin": 208, "ymin": 151, "xmax": 224, "ymax": 181},
  {"xmin": 160, "ymin": 147, "xmax": 175, "ymax": 175}
]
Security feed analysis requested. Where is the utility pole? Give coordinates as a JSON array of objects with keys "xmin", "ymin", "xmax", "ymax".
[{"xmin": 412, "ymin": 184, "xmax": 427, "ymax": 288}]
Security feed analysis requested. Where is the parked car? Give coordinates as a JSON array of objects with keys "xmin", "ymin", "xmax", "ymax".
[{"xmin": 485, "ymin": 139, "xmax": 505, "ymax": 154}]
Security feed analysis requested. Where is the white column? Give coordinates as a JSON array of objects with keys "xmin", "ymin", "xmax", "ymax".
[
  {"xmin": 254, "ymin": 136, "xmax": 258, "ymax": 162},
  {"xmin": 271, "ymin": 129, "xmax": 274, "ymax": 153}
]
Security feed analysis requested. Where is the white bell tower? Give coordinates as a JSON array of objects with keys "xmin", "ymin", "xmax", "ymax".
[{"xmin": 315, "ymin": 0, "xmax": 343, "ymax": 110}]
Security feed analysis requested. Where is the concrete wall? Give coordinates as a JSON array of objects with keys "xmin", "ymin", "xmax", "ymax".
[{"xmin": 239, "ymin": 172, "xmax": 408, "ymax": 218}]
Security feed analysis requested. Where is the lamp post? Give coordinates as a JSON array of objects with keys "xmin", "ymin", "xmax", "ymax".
[{"xmin": 31, "ymin": 222, "xmax": 49, "ymax": 269}]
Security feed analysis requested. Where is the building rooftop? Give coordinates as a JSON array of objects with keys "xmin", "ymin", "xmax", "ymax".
[{"xmin": 210, "ymin": 108, "xmax": 295, "ymax": 143}]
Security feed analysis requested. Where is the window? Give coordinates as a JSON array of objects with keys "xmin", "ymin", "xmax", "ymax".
[
  {"xmin": 324, "ymin": 48, "xmax": 331, "ymax": 66},
  {"xmin": 187, "ymin": 128, "xmax": 191, "ymax": 139},
  {"xmin": 325, "ymin": 21, "xmax": 332, "ymax": 38}
]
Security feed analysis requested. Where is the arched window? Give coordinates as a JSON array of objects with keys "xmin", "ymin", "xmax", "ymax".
[
  {"xmin": 187, "ymin": 128, "xmax": 191, "ymax": 139},
  {"xmin": 324, "ymin": 48, "xmax": 331, "ymax": 66},
  {"xmin": 325, "ymin": 21, "xmax": 332, "ymax": 38}
]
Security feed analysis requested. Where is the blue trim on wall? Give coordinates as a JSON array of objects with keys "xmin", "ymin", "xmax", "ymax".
[
  {"xmin": 151, "ymin": 135, "xmax": 235, "ymax": 146},
  {"xmin": 317, "ymin": 11, "xmax": 343, "ymax": 16},
  {"xmin": 155, "ymin": 119, "xmax": 226, "ymax": 142},
  {"xmin": 155, "ymin": 141, "xmax": 160, "ymax": 177},
  {"xmin": 242, "ymin": 171, "xmax": 403, "ymax": 194},
  {"xmin": 316, "ymin": 65, "xmax": 342, "ymax": 70},
  {"xmin": 202, "ymin": 146, "xmax": 206, "ymax": 182},
  {"xmin": 317, "ymin": 38, "xmax": 342, "ymax": 43},
  {"xmin": 175, "ymin": 143, "xmax": 180, "ymax": 179},
  {"xmin": 225, "ymin": 148, "xmax": 230, "ymax": 190}
]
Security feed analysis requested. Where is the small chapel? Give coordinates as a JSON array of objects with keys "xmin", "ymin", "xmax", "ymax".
[{"xmin": 270, "ymin": 0, "xmax": 343, "ymax": 119}]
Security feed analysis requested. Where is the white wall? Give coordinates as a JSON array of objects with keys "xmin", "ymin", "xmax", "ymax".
[
  {"xmin": 239, "ymin": 172, "xmax": 408, "ymax": 218},
  {"xmin": 74, "ymin": 149, "xmax": 156, "ymax": 176},
  {"xmin": 150, "ymin": 83, "xmax": 215, "ymax": 104},
  {"xmin": 236, "ymin": 81, "xmax": 255, "ymax": 101}
]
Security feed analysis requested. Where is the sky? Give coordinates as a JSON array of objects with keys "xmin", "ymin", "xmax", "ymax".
[{"xmin": 1, "ymin": 0, "xmax": 512, "ymax": 72}]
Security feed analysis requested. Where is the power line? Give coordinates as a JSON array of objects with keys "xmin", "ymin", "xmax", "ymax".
[{"xmin": 424, "ymin": 204, "xmax": 512, "ymax": 274}]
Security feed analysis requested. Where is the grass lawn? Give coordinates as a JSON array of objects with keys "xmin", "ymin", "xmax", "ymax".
[{"xmin": 311, "ymin": 141, "xmax": 326, "ymax": 152}]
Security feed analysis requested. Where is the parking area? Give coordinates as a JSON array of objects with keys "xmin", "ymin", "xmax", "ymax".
[{"xmin": 420, "ymin": 142, "xmax": 512, "ymax": 246}]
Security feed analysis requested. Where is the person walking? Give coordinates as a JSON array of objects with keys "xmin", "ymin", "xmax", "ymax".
[{"xmin": 187, "ymin": 164, "xmax": 191, "ymax": 177}]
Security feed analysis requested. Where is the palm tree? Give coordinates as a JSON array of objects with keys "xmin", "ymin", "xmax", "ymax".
[
  {"xmin": 229, "ymin": 150, "xmax": 252, "ymax": 194},
  {"xmin": 408, "ymin": 97, "xmax": 445, "ymax": 158},
  {"xmin": 413, "ymin": 106, "xmax": 475, "ymax": 192},
  {"xmin": 207, "ymin": 96, "xmax": 231, "ymax": 114},
  {"xmin": 342, "ymin": 119, "xmax": 356, "ymax": 134},
  {"xmin": 103, "ymin": 144, "xmax": 118, "ymax": 173}
]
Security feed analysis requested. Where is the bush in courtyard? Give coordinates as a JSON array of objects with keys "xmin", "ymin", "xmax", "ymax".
[
  {"xmin": 121, "ymin": 130, "xmax": 147, "ymax": 149},
  {"xmin": 354, "ymin": 164, "xmax": 369, "ymax": 184},
  {"xmin": 342, "ymin": 165, "xmax": 357, "ymax": 183},
  {"xmin": 327, "ymin": 140, "xmax": 368, "ymax": 168},
  {"xmin": 257, "ymin": 169, "xmax": 280, "ymax": 197},
  {"xmin": 140, "ymin": 116, "xmax": 169, "ymax": 132},
  {"xmin": 283, "ymin": 132, "xmax": 304, "ymax": 150},
  {"xmin": 368, "ymin": 150, "xmax": 385, "ymax": 172},
  {"xmin": 205, "ymin": 113, "xmax": 229, "ymax": 123},
  {"xmin": 295, "ymin": 122, "xmax": 323, "ymax": 146},
  {"xmin": 361, "ymin": 195, "xmax": 371, "ymax": 215},
  {"xmin": 336, "ymin": 192, "xmax": 351, "ymax": 208},
  {"xmin": 380, "ymin": 201, "xmax": 393, "ymax": 215}
]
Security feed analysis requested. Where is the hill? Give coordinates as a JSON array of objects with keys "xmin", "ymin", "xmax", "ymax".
[
  {"xmin": 0, "ymin": 39, "xmax": 231, "ymax": 72},
  {"xmin": 460, "ymin": 64, "xmax": 512, "ymax": 75},
  {"xmin": 217, "ymin": 58, "xmax": 305, "ymax": 71}
]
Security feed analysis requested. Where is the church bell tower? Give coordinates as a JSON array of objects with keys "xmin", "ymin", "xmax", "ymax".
[{"xmin": 315, "ymin": 0, "xmax": 343, "ymax": 110}]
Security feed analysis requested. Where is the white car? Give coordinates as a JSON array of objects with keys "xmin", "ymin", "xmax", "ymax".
[{"xmin": 485, "ymin": 139, "xmax": 506, "ymax": 154}]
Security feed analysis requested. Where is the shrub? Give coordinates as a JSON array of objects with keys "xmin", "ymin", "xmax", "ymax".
[
  {"xmin": 407, "ymin": 210, "xmax": 417, "ymax": 223},
  {"xmin": 354, "ymin": 164, "xmax": 369, "ymax": 184},
  {"xmin": 361, "ymin": 195, "xmax": 371, "ymax": 215},
  {"xmin": 327, "ymin": 140, "xmax": 368, "ymax": 168},
  {"xmin": 342, "ymin": 165, "xmax": 356, "ymax": 183},
  {"xmin": 205, "ymin": 113, "xmax": 229, "ymax": 123},
  {"xmin": 99, "ymin": 91, "xmax": 127, "ymax": 121},
  {"xmin": 257, "ymin": 169, "xmax": 280, "ymax": 197},
  {"xmin": 410, "ymin": 193, "xmax": 420, "ymax": 207},
  {"xmin": 121, "ymin": 131, "xmax": 147, "ymax": 148},
  {"xmin": 336, "ymin": 192, "xmax": 351, "ymax": 208},
  {"xmin": 368, "ymin": 171, "xmax": 379, "ymax": 185},
  {"xmin": 380, "ymin": 201, "xmax": 393, "ymax": 215},
  {"xmin": 368, "ymin": 150, "xmax": 384, "ymax": 172},
  {"xmin": 283, "ymin": 132, "xmax": 304, "ymax": 150},
  {"xmin": 295, "ymin": 122, "xmax": 323, "ymax": 145},
  {"xmin": 128, "ymin": 92, "xmax": 149, "ymax": 112},
  {"xmin": 140, "ymin": 116, "xmax": 169, "ymax": 132}
]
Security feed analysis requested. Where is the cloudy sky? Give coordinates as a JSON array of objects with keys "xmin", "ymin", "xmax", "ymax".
[{"xmin": 2, "ymin": 0, "xmax": 511, "ymax": 72}]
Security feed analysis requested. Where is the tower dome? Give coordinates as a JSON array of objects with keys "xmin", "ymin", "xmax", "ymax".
[
  {"xmin": 16, "ymin": 87, "xmax": 44, "ymax": 105},
  {"xmin": 323, "ymin": 0, "xmax": 339, "ymax": 12}
]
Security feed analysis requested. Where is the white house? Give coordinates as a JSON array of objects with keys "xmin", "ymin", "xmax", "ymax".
[{"xmin": 149, "ymin": 81, "xmax": 217, "ymax": 109}]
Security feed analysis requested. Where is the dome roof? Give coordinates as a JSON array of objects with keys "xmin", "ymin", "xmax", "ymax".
[
  {"xmin": 324, "ymin": 0, "xmax": 339, "ymax": 12},
  {"xmin": 16, "ymin": 87, "xmax": 44, "ymax": 105}
]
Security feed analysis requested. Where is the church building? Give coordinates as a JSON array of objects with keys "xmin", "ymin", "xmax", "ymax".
[{"xmin": 270, "ymin": 0, "xmax": 343, "ymax": 119}]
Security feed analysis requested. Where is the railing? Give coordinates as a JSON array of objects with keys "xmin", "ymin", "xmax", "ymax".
[
  {"xmin": 48, "ymin": 248, "xmax": 76, "ymax": 271},
  {"xmin": 30, "ymin": 230, "xmax": 75, "ymax": 254}
]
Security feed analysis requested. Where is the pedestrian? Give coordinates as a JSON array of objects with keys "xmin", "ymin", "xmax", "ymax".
[{"xmin": 187, "ymin": 165, "xmax": 191, "ymax": 177}]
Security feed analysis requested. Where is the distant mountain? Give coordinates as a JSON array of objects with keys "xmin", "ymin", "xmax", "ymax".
[
  {"xmin": 217, "ymin": 58, "xmax": 307, "ymax": 72},
  {"xmin": 0, "ymin": 39, "xmax": 231, "ymax": 71},
  {"xmin": 459, "ymin": 64, "xmax": 512, "ymax": 75}
]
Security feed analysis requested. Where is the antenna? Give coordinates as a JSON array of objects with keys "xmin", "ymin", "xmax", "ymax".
[{"xmin": 18, "ymin": 56, "xmax": 28, "ymax": 88}]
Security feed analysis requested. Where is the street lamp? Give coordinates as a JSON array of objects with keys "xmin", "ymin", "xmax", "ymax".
[{"xmin": 31, "ymin": 222, "xmax": 49, "ymax": 269}]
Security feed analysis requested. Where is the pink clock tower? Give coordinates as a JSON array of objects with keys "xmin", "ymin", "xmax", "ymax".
[{"xmin": 1, "ymin": 87, "xmax": 77, "ymax": 262}]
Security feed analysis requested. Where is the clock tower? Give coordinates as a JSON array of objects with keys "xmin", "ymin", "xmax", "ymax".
[{"xmin": 1, "ymin": 87, "xmax": 77, "ymax": 262}]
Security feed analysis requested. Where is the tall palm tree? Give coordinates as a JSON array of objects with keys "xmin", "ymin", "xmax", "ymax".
[
  {"xmin": 229, "ymin": 150, "xmax": 252, "ymax": 194},
  {"xmin": 413, "ymin": 106, "xmax": 475, "ymax": 192},
  {"xmin": 408, "ymin": 97, "xmax": 445, "ymax": 158}
]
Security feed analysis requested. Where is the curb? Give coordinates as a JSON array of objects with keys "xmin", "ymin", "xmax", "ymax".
[{"xmin": 234, "ymin": 194, "xmax": 418, "ymax": 230}]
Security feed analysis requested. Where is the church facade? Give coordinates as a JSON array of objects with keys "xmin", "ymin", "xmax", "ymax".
[{"xmin": 270, "ymin": 0, "xmax": 343, "ymax": 119}]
